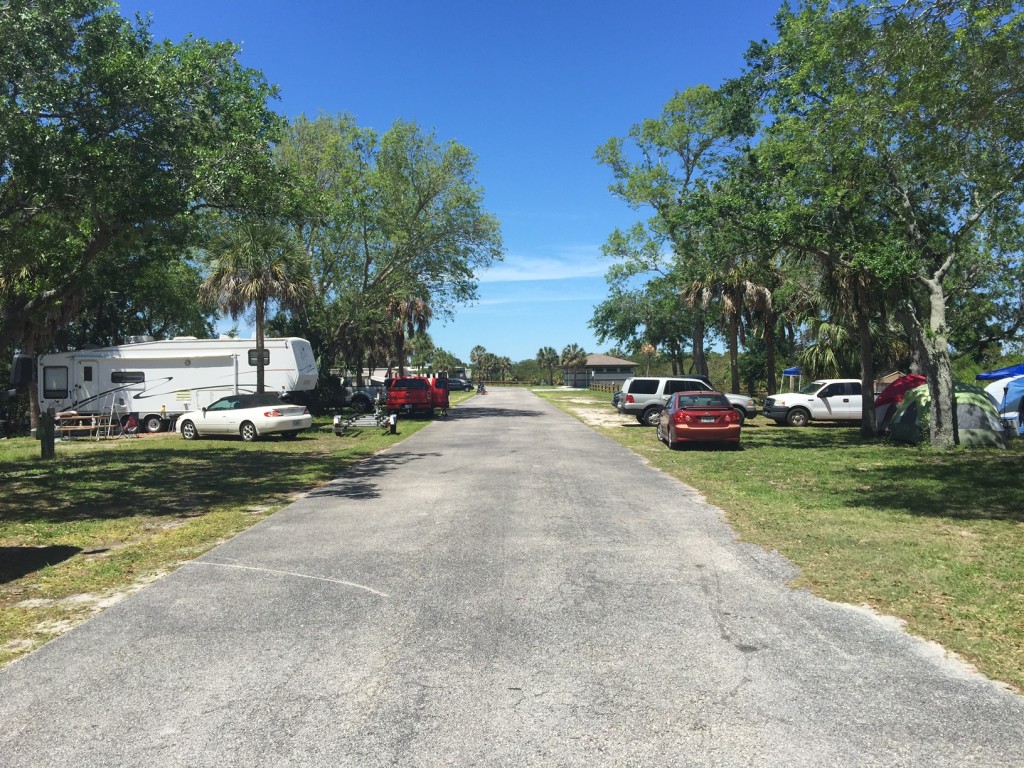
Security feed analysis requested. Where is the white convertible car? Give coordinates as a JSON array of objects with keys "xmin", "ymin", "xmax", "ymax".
[{"xmin": 178, "ymin": 394, "xmax": 312, "ymax": 442}]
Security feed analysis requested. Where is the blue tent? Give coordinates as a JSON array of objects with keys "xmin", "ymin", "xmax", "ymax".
[
  {"xmin": 782, "ymin": 366, "xmax": 801, "ymax": 376},
  {"xmin": 976, "ymin": 362, "xmax": 1024, "ymax": 381}
]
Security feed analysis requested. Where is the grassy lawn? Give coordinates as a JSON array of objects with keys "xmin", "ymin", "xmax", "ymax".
[
  {"xmin": 0, "ymin": 393, "xmax": 473, "ymax": 667},
  {"xmin": 535, "ymin": 387, "xmax": 1024, "ymax": 693}
]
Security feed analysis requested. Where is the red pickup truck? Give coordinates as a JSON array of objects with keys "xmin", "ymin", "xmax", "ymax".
[{"xmin": 386, "ymin": 377, "xmax": 449, "ymax": 416}]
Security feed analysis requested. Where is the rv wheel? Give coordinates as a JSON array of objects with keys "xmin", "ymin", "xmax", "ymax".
[{"xmin": 141, "ymin": 414, "xmax": 164, "ymax": 433}]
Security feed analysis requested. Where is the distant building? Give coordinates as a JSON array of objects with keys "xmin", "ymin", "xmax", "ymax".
[{"xmin": 563, "ymin": 354, "xmax": 639, "ymax": 388}]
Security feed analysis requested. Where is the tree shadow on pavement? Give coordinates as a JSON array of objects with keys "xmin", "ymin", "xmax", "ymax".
[
  {"xmin": 309, "ymin": 451, "xmax": 442, "ymax": 501},
  {"xmin": 446, "ymin": 407, "xmax": 544, "ymax": 419}
]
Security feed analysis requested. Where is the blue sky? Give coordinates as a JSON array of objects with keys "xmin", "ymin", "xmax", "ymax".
[{"xmin": 116, "ymin": 0, "xmax": 783, "ymax": 363}]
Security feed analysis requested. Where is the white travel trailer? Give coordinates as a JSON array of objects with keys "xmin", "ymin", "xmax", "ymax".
[{"xmin": 37, "ymin": 337, "xmax": 318, "ymax": 433}]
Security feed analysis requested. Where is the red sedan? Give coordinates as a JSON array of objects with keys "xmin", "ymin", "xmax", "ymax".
[{"xmin": 656, "ymin": 391, "xmax": 742, "ymax": 449}]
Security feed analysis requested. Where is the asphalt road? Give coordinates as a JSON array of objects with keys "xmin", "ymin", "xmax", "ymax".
[{"xmin": 2, "ymin": 388, "xmax": 1022, "ymax": 767}]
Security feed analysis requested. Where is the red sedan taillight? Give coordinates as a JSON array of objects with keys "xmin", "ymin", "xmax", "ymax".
[{"xmin": 674, "ymin": 410, "xmax": 740, "ymax": 424}]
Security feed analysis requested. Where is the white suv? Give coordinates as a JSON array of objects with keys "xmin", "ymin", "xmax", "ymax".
[
  {"xmin": 616, "ymin": 377, "xmax": 716, "ymax": 426},
  {"xmin": 762, "ymin": 379, "xmax": 863, "ymax": 426}
]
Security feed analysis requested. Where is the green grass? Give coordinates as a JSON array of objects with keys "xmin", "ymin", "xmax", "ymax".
[
  {"xmin": 536, "ymin": 387, "xmax": 1024, "ymax": 692},
  {"xmin": 0, "ymin": 396, "xmax": 473, "ymax": 666}
]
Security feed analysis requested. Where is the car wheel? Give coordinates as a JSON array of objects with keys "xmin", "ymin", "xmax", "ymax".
[
  {"xmin": 240, "ymin": 421, "xmax": 258, "ymax": 442},
  {"xmin": 642, "ymin": 406, "xmax": 662, "ymax": 427},
  {"xmin": 786, "ymin": 408, "xmax": 810, "ymax": 427},
  {"xmin": 141, "ymin": 414, "xmax": 164, "ymax": 433},
  {"xmin": 181, "ymin": 420, "xmax": 198, "ymax": 440},
  {"xmin": 656, "ymin": 421, "xmax": 666, "ymax": 444},
  {"xmin": 281, "ymin": 430, "xmax": 299, "ymax": 440},
  {"xmin": 350, "ymin": 396, "xmax": 370, "ymax": 414},
  {"xmin": 734, "ymin": 407, "xmax": 746, "ymax": 425}
]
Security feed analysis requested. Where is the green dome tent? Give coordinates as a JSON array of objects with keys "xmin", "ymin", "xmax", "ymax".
[{"xmin": 889, "ymin": 381, "xmax": 1009, "ymax": 448}]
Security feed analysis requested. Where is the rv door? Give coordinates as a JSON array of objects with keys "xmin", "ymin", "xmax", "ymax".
[{"xmin": 75, "ymin": 361, "xmax": 98, "ymax": 408}]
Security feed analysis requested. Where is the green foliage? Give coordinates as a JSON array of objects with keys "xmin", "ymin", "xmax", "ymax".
[
  {"xmin": 273, "ymin": 114, "xmax": 503, "ymax": 376},
  {"xmin": 201, "ymin": 219, "xmax": 312, "ymax": 391},
  {"xmin": 0, "ymin": 0, "xmax": 284, "ymax": 354}
]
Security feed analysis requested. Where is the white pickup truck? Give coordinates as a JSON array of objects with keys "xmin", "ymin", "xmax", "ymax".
[{"xmin": 762, "ymin": 379, "xmax": 863, "ymax": 426}]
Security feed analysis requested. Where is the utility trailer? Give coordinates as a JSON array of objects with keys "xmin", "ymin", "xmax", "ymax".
[{"xmin": 36, "ymin": 337, "xmax": 318, "ymax": 433}]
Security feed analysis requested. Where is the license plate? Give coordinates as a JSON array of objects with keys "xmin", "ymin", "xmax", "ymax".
[
  {"xmin": 292, "ymin": 420, "xmax": 302, "ymax": 426},
  {"xmin": 402, "ymin": 404, "xmax": 413, "ymax": 410},
  {"xmin": 700, "ymin": 417, "xmax": 715, "ymax": 423}
]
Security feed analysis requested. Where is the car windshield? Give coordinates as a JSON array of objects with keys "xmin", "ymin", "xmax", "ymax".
[
  {"xmin": 798, "ymin": 381, "xmax": 827, "ymax": 394},
  {"xmin": 208, "ymin": 394, "xmax": 286, "ymax": 410},
  {"xmin": 237, "ymin": 394, "xmax": 288, "ymax": 407},
  {"xmin": 676, "ymin": 393, "xmax": 730, "ymax": 408}
]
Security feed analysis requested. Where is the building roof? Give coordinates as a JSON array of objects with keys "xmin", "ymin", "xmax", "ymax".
[{"xmin": 584, "ymin": 354, "xmax": 638, "ymax": 368}]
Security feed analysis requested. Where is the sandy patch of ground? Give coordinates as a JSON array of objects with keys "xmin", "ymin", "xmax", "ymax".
[{"xmin": 571, "ymin": 406, "xmax": 635, "ymax": 428}]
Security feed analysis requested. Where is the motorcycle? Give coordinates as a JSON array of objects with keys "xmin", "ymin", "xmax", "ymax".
[{"xmin": 477, "ymin": 382, "xmax": 487, "ymax": 395}]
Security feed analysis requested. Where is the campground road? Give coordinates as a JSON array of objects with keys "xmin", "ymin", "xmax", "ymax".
[{"xmin": 1, "ymin": 388, "xmax": 1022, "ymax": 767}]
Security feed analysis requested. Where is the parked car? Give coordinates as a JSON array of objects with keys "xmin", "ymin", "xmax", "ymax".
[
  {"xmin": 726, "ymin": 392, "xmax": 758, "ymax": 423},
  {"xmin": 449, "ymin": 378, "xmax": 473, "ymax": 391},
  {"xmin": 612, "ymin": 390, "xmax": 623, "ymax": 408},
  {"xmin": 762, "ymin": 379, "xmax": 863, "ymax": 426},
  {"xmin": 178, "ymin": 394, "xmax": 312, "ymax": 442},
  {"xmin": 656, "ymin": 391, "xmax": 742, "ymax": 449},
  {"xmin": 616, "ymin": 376, "xmax": 716, "ymax": 426}
]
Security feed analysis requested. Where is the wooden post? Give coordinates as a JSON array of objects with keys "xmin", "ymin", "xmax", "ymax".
[{"xmin": 40, "ymin": 407, "xmax": 55, "ymax": 460}]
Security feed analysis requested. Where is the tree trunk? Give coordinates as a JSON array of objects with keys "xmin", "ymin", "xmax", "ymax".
[
  {"xmin": 692, "ymin": 312, "xmax": 708, "ymax": 378},
  {"xmin": 906, "ymin": 279, "xmax": 957, "ymax": 448},
  {"xmin": 922, "ymin": 282, "xmax": 957, "ymax": 448},
  {"xmin": 27, "ymin": 343, "xmax": 40, "ymax": 433},
  {"xmin": 255, "ymin": 301, "xmax": 266, "ymax": 393},
  {"xmin": 764, "ymin": 310, "xmax": 777, "ymax": 396},
  {"xmin": 855, "ymin": 281, "xmax": 877, "ymax": 438},
  {"xmin": 728, "ymin": 311, "xmax": 740, "ymax": 394}
]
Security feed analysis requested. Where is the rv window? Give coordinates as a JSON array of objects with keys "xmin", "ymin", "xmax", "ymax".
[
  {"xmin": 248, "ymin": 349, "xmax": 270, "ymax": 366},
  {"xmin": 43, "ymin": 367, "xmax": 69, "ymax": 399},
  {"xmin": 83, "ymin": 366, "xmax": 93, "ymax": 382},
  {"xmin": 111, "ymin": 371, "xmax": 145, "ymax": 384}
]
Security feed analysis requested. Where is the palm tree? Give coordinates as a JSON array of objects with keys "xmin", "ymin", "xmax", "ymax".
[
  {"xmin": 388, "ymin": 294, "xmax": 433, "ymax": 376},
  {"xmin": 536, "ymin": 346, "xmax": 559, "ymax": 385},
  {"xmin": 201, "ymin": 220, "xmax": 312, "ymax": 393},
  {"xmin": 560, "ymin": 343, "xmax": 588, "ymax": 387},
  {"xmin": 640, "ymin": 343, "xmax": 657, "ymax": 376},
  {"xmin": 469, "ymin": 345, "xmax": 487, "ymax": 382},
  {"xmin": 497, "ymin": 356, "xmax": 512, "ymax": 382}
]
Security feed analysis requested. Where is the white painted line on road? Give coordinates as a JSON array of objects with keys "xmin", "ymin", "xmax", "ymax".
[{"xmin": 191, "ymin": 561, "xmax": 390, "ymax": 597}]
